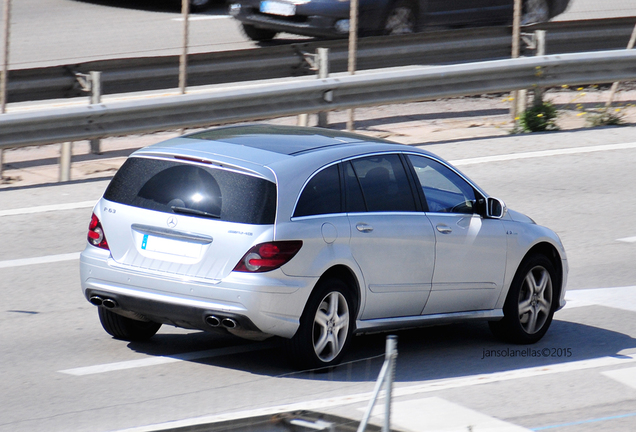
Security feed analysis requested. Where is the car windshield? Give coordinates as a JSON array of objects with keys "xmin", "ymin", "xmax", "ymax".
[{"xmin": 103, "ymin": 157, "xmax": 277, "ymax": 224}]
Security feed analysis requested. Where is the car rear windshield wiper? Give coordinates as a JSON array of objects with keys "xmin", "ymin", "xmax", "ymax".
[{"xmin": 171, "ymin": 206, "xmax": 220, "ymax": 219}]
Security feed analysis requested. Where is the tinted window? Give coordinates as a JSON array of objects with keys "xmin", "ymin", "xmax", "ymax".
[
  {"xmin": 294, "ymin": 164, "xmax": 342, "ymax": 217},
  {"xmin": 104, "ymin": 157, "xmax": 276, "ymax": 224},
  {"xmin": 350, "ymin": 154, "xmax": 416, "ymax": 212},
  {"xmin": 344, "ymin": 161, "xmax": 366, "ymax": 213},
  {"xmin": 408, "ymin": 155, "xmax": 477, "ymax": 214}
]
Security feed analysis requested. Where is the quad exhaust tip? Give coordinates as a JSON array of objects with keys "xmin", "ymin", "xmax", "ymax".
[
  {"xmin": 89, "ymin": 296, "xmax": 117, "ymax": 309},
  {"xmin": 205, "ymin": 315, "xmax": 221, "ymax": 327},
  {"xmin": 222, "ymin": 318, "xmax": 238, "ymax": 329},
  {"xmin": 205, "ymin": 315, "xmax": 239, "ymax": 329}
]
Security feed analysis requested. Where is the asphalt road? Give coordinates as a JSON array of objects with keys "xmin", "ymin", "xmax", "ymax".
[
  {"xmin": 2, "ymin": 0, "xmax": 636, "ymax": 69},
  {"xmin": 1, "ymin": 125, "xmax": 635, "ymax": 432}
]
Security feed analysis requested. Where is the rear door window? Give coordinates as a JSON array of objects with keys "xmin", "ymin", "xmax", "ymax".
[
  {"xmin": 294, "ymin": 164, "xmax": 342, "ymax": 217},
  {"xmin": 104, "ymin": 157, "xmax": 276, "ymax": 224},
  {"xmin": 349, "ymin": 154, "xmax": 417, "ymax": 212}
]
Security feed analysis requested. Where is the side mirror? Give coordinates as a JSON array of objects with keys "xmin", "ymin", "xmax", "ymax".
[{"xmin": 486, "ymin": 197, "xmax": 505, "ymax": 219}]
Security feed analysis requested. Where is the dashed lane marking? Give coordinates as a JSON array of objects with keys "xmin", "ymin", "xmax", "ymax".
[
  {"xmin": 0, "ymin": 252, "xmax": 81, "ymax": 269},
  {"xmin": 0, "ymin": 200, "xmax": 95, "ymax": 217},
  {"xmin": 59, "ymin": 342, "xmax": 277, "ymax": 376}
]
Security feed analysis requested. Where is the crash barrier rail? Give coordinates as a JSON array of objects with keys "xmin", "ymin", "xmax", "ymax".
[
  {"xmin": 357, "ymin": 336, "xmax": 398, "ymax": 432},
  {"xmin": 2, "ymin": 49, "xmax": 636, "ymax": 151},
  {"xmin": 1, "ymin": 48, "xmax": 636, "ymax": 181},
  {"xmin": 4, "ymin": 17, "xmax": 636, "ymax": 104}
]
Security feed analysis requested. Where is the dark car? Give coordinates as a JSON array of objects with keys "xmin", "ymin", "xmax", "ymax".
[{"xmin": 229, "ymin": 0, "xmax": 570, "ymax": 41}]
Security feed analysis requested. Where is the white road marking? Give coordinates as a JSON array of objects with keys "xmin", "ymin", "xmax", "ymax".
[
  {"xmin": 0, "ymin": 252, "xmax": 81, "ymax": 269},
  {"xmin": 564, "ymin": 286, "xmax": 636, "ymax": 313},
  {"xmin": 59, "ymin": 342, "xmax": 277, "ymax": 376},
  {"xmin": 0, "ymin": 200, "xmax": 95, "ymax": 217},
  {"xmin": 172, "ymin": 15, "xmax": 231, "ymax": 21},
  {"xmin": 617, "ymin": 236, "xmax": 636, "ymax": 243},
  {"xmin": 450, "ymin": 141, "xmax": 636, "ymax": 166},
  {"xmin": 369, "ymin": 397, "xmax": 531, "ymax": 432},
  {"xmin": 603, "ymin": 366, "xmax": 636, "ymax": 391},
  {"xmin": 113, "ymin": 354, "xmax": 636, "ymax": 432}
]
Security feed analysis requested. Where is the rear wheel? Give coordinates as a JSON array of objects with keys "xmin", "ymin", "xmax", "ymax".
[
  {"xmin": 384, "ymin": 0, "xmax": 417, "ymax": 35},
  {"xmin": 190, "ymin": 0, "xmax": 212, "ymax": 13},
  {"xmin": 521, "ymin": 0, "xmax": 550, "ymax": 25},
  {"xmin": 490, "ymin": 254, "xmax": 556, "ymax": 344},
  {"xmin": 241, "ymin": 24, "xmax": 278, "ymax": 42},
  {"xmin": 98, "ymin": 307, "xmax": 161, "ymax": 342},
  {"xmin": 287, "ymin": 278, "xmax": 354, "ymax": 369}
]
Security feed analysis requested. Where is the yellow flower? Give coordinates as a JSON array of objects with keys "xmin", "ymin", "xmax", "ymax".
[
  {"xmin": 561, "ymin": 85, "xmax": 569, "ymax": 88},
  {"xmin": 615, "ymin": 108, "xmax": 621, "ymax": 112},
  {"xmin": 577, "ymin": 112, "xmax": 586, "ymax": 117},
  {"xmin": 537, "ymin": 113, "xmax": 544, "ymax": 117},
  {"xmin": 577, "ymin": 87, "xmax": 584, "ymax": 91}
]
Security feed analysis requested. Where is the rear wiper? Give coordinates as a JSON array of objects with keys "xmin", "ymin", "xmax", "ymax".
[{"xmin": 171, "ymin": 206, "xmax": 220, "ymax": 219}]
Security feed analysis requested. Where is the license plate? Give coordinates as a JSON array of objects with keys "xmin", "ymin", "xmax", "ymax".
[
  {"xmin": 141, "ymin": 234, "xmax": 202, "ymax": 259},
  {"xmin": 260, "ymin": 1, "xmax": 295, "ymax": 16}
]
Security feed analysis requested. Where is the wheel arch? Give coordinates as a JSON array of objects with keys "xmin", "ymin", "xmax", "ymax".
[
  {"xmin": 519, "ymin": 242, "xmax": 564, "ymax": 309},
  {"xmin": 315, "ymin": 264, "xmax": 362, "ymax": 319}
]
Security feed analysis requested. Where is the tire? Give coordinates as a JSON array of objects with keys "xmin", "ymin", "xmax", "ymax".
[
  {"xmin": 190, "ymin": 0, "xmax": 212, "ymax": 13},
  {"xmin": 489, "ymin": 254, "xmax": 556, "ymax": 344},
  {"xmin": 287, "ymin": 278, "xmax": 355, "ymax": 369},
  {"xmin": 384, "ymin": 0, "xmax": 417, "ymax": 35},
  {"xmin": 98, "ymin": 307, "xmax": 161, "ymax": 342},
  {"xmin": 521, "ymin": 0, "xmax": 550, "ymax": 25},
  {"xmin": 241, "ymin": 24, "xmax": 278, "ymax": 42}
]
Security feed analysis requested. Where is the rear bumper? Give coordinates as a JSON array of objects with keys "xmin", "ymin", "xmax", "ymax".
[{"xmin": 80, "ymin": 245, "xmax": 317, "ymax": 339}]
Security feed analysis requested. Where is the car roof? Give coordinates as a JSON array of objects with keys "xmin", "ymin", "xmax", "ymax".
[
  {"xmin": 184, "ymin": 124, "xmax": 392, "ymax": 156},
  {"xmin": 127, "ymin": 125, "xmax": 477, "ymax": 222},
  {"xmin": 133, "ymin": 124, "xmax": 424, "ymax": 178}
]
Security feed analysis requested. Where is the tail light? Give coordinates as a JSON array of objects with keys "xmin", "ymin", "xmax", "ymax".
[
  {"xmin": 87, "ymin": 213, "xmax": 109, "ymax": 250},
  {"xmin": 233, "ymin": 241, "xmax": 302, "ymax": 273}
]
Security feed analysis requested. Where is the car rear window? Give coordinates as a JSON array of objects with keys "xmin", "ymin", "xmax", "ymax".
[{"xmin": 104, "ymin": 157, "xmax": 276, "ymax": 225}]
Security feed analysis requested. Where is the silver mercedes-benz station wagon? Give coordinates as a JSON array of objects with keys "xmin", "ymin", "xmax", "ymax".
[{"xmin": 80, "ymin": 125, "xmax": 567, "ymax": 369}]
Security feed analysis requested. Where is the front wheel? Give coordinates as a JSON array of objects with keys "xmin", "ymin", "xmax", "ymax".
[
  {"xmin": 190, "ymin": 0, "xmax": 212, "ymax": 13},
  {"xmin": 241, "ymin": 24, "xmax": 278, "ymax": 42},
  {"xmin": 521, "ymin": 0, "xmax": 550, "ymax": 25},
  {"xmin": 383, "ymin": 0, "xmax": 417, "ymax": 35},
  {"xmin": 489, "ymin": 254, "xmax": 556, "ymax": 344},
  {"xmin": 98, "ymin": 307, "xmax": 161, "ymax": 342},
  {"xmin": 287, "ymin": 279, "xmax": 354, "ymax": 369}
]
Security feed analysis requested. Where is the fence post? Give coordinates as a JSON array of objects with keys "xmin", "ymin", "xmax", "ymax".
[
  {"xmin": 89, "ymin": 71, "xmax": 102, "ymax": 154},
  {"xmin": 357, "ymin": 335, "xmax": 398, "ymax": 432},
  {"xmin": 1, "ymin": 0, "xmax": 10, "ymax": 115},
  {"xmin": 59, "ymin": 142, "xmax": 72, "ymax": 182},
  {"xmin": 317, "ymin": 48, "xmax": 330, "ymax": 127},
  {"xmin": 606, "ymin": 23, "xmax": 636, "ymax": 108},
  {"xmin": 533, "ymin": 30, "xmax": 546, "ymax": 107},
  {"xmin": 383, "ymin": 335, "xmax": 397, "ymax": 432}
]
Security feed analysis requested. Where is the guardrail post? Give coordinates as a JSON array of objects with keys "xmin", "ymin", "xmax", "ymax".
[
  {"xmin": 317, "ymin": 48, "xmax": 329, "ymax": 127},
  {"xmin": 89, "ymin": 71, "xmax": 102, "ymax": 154},
  {"xmin": 59, "ymin": 142, "xmax": 72, "ymax": 182},
  {"xmin": 533, "ymin": 30, "xmax": 546, "ymax": 107}
]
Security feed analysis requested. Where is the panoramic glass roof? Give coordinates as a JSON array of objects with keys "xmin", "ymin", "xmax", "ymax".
[{"xmin": 185, "ymin": 125, "xmax": 390, "ymax": 156}]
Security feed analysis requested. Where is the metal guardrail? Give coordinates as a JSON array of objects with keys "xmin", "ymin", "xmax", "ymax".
[
  {"xmin": 1, "ymin": 49, "xmax": 636, "ymax": 149},
  {"xmin": 5, "ymin": 17, "xmax": 636, "ymax": 103}
]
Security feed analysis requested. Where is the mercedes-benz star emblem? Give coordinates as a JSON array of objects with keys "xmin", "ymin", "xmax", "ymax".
[{"xmin": 167, "ymin": 216, "xmax": 178, "ymax": 228}]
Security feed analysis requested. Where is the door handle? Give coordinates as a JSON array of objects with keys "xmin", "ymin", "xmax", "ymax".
[
  {"xmin": 356, "ymin": 223, "xmax": 374, "ymax": 233},
  {"xmin": 436, "ymin": 224, "xmax": 452, "ymax": 234}
]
